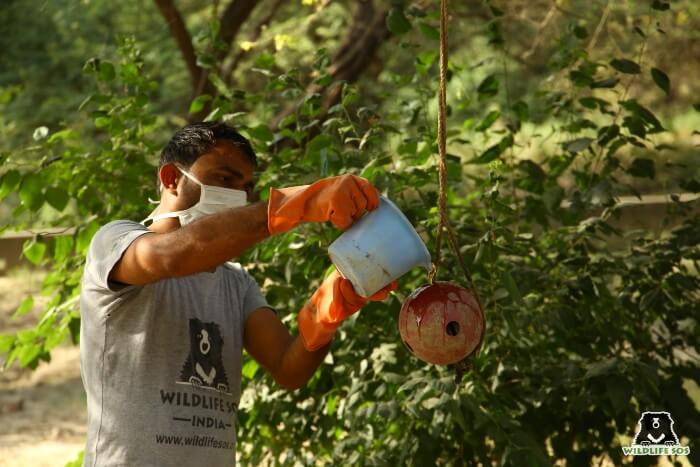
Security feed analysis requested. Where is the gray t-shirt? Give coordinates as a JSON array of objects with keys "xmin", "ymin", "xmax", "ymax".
[{"xmin": 79, "ymin": 220, "xmax": 269, "ymax": 467}]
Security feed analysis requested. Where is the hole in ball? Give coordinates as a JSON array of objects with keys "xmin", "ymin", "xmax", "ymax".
[{"xmin": 446, "ymin": 321, "xmax": 460, "ymax": 336}]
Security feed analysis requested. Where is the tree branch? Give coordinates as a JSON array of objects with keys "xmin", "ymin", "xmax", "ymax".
[
  {"xmin": 153, "ymin": 0, "xmax": 201, "ymax": 88},
  {"xmin": 190, "ymin": 0, "xmax": 263, "ymax": 119},
  {"xmin": 272, "ymin": 1, "xmax": 390, "ymax": 130},
  {"xmin": 222, "ymin": 0, "xmax": 290, "ymax": 85}
]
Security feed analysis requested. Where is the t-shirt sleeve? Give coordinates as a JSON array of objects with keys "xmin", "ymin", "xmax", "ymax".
[
  {"xmin": 241, "ymin": 272, "xmax": 271, "ymax": 323},
  {"xmin": 84, "ymin": 220, "xmax": 153, "ymax": 292},
  {"xmin": 224, "ymin": 263, "xmax": 272, "ymax": 323}
]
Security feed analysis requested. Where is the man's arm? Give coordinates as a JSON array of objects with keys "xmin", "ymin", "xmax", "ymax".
[
  {"xmin": 110, "ymin": 202, "xmax": 269, "ymax": 286},
  {"xmin": 111, "ymin": 173, "xmax": 378, "ymax": 287},
  {"xmin": 243, "ymin": 308, "xmax": 328, "ymax": 390},
  {"xmin": 242, "ymin": 275, "xmax": 397, "ymax": 390}
]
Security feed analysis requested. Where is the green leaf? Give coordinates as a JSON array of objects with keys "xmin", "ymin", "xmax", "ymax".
[
  {"xmin": 0, "ymin": 170, "xmax": 21, "ymax": 200},
  {"xmin": 610, "ymin": 58, "xmax": 640, "ymax": 74},
  {"xmin": 22, "ymin": 239, "xmax": 46, "ymax": 265},
  {"xmin": 47, "ymin": 128, "xmax": 78, "ymax": 143},
  {"xmin": 651, "ymin": 68, "xmax": 670, "ymax": 96},
  {"xmin": 94, "ymin": 116, "xmax": 111, "ymax": 128},
  {"xmin": 502, "ymin": 270, "xmax": 524, "ymax": 305},
  {"xmin": 76, "ymin": 221, "xmax": 100, "ymax": 254},
  {"xmin": 573, "ymin": 25, "xmax": 588, "ymax": 39},
  {"xmin": 326, "ymin": 394, "xmax": 338, "ymax": 416},
  {"xmin": 13, "ymin": 296, "xmax": 34, "ymax": 318},
  {"xmin": 477, "ymin": 75, "xmax": 499, "ymax": 99},
  {"xmin": 242, "ymin": 359, "xmax": 259, "ymax": 379},
  {"xmin": 569, "ymin": 70, "xmax": 594, "ymax": 87},
  {"xmin": 512, "ymin": 101, "xmax": 529, "ymax": 122},
  {"xmin": 590, "ymin": 77, "xmax": 619, "ymax": 89},
  {"xmin": 97, "ymin": 62, "xmax": 115, "ymax": 81},
  {"xmin": 120, "ymin": 62, "xmax": 139, "ymax": 80},
  {"xmin": 53, "ymin": 235, "xmax": 74, "ymax": 262},
  {"xmin": 597, "ymin": 124, "xmax": 620, "ymax": 147},
  {"xmin": 621, "ymin": 100, "xmax": 663, "ymax": 130},
  {"xmin": 18, "ymin": 344, "xmax": 42, "ymax": 368},
  {"xmin": 19, "ymin": 173, "xmax": 44, "ymax": 211},
  {"xmin": 0, "ymin": 334, "xmax": 14, "ymax": 353},
  {"xmin": 209, "ymin": 74, "xmax": 232, "ymax": 99},
  {"xmin": 45, "ymin": 187, "xmax": 69, "ymax": 212},
  {"xmin": 386, "ymin": 8, "xmax": 411, "ymax": 35},
  {"xmin": 418, "ymin": 22, "xmax": 440, "ymax": 41},
  {"xmin": 628, "ymin": 158, "xmax": 655, "ymax": 179},
  {"xmin": 421, "ymin": 397, "xmax": 445, "ymax": 410},
  {"xmin": 624, "ymin": 116, "xmax": 646, "ymax": 138},
  {"xmin": 471, "ymin": 134, "xmax": 513, "ymax": 164},
  {"xmin": 475, "ymin": 110, "xmax": 500, "ymax": 132},
  {"xmin": 247, "ymin": 125, "xmax": 274, "ymax": 143},
  {"xmin": 651, "ymin": 0, "xmax": 670, "ymax": 10},
  {"xmin": 606, "ymin": 375, "xmax": 632, "ymax": 412},
  {"xmin": 189, "ymin": 94, "xmax": 212, "ymax": 114},
  {"xmin": 585, "ymin": 357, "xmax": 618, "ymax": 379}
]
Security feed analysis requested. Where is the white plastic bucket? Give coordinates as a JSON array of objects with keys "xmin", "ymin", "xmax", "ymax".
[{"xmin": 328, "ymin": 196, "xmax": 432, "ymax": 297}]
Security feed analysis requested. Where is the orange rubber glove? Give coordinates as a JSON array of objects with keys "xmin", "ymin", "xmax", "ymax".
[
  {"xmin": 298, "ymin": 270, "xmax": 398, "ymax": 351},
  {"xmin": 268, "ymin": 174, "xmax": 379, "ymax": 234}
]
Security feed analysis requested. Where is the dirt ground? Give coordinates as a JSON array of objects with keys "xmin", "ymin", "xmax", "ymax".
[{"xmin": 0, "ymin": 269, "xmax": 85, "ymax": 467}]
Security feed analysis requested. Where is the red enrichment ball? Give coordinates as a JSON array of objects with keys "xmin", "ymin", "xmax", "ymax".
[{"xmin": 399, "ymin": 282, "xmax": 484, "ymax": 365}]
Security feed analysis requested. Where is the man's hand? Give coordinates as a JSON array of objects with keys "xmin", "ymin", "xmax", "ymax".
[
  {"xmin": 267, "ymin": 174, "xmax": 379, "ymax": 234},
  {"xmin": 297, "ymin": 270, "xmax": 398, "ymax": 351}
]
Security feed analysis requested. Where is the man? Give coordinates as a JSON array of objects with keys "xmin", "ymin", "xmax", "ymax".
[{"xmin": 79, "ymin": 122, "xmax": 396, "ymax": 466}]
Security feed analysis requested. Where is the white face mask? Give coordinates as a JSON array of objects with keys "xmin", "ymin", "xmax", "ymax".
[{"xmin": 143, "ymin": 167, "xmax": 248, "ymax": 226}]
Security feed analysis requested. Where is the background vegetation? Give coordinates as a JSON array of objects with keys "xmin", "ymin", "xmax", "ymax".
[{"xmin": 1, "ymin": 0, "xmax": 699, "ymax": 465}]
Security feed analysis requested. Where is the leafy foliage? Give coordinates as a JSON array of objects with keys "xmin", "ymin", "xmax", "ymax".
[{"xmin": 0, "ymin": 1, "xmax": 699, "ymax": 466}]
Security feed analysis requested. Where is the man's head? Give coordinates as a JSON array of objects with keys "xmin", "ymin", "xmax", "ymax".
[{"xmin": 156, "ymin": 122, "xmax": 257, "ymax": 216}]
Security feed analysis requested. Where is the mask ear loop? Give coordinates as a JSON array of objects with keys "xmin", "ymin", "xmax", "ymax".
[{"xmin": 149, "ymin": 166, "xmax": 203, "ymax": 205}]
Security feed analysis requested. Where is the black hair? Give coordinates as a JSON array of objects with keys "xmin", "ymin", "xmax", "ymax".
[{"xmin": 159, "ymin": 122, "xmax": 257, "ymax": 169}]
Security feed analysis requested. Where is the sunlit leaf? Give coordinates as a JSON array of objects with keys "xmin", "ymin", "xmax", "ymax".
[
  {"xmin": 564, "ymin": 137, "xmax": 593, "ymax": 154},
  {"xmin": 22, "ymin": 239, "xmax": 46, "ymax": 265},
  {"xmin": 33, "ymin": 126, "xmax": 49, "ymax": 141},
  {"xmin": 13, "ymin": 296, "xmax": 34, "ymax": 318},
  {"xmin": 189, "ymin": 94, "xmax": 212, "ymax": 113}
]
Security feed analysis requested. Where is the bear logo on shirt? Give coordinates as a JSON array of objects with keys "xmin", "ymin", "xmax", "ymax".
[
  {"xmin": 632, "ymin": 411, "xmax": 679, "ymax": 446},
  {"xmin": 179, "ymin": 318, "xmax": 230, "ymax": 394}
]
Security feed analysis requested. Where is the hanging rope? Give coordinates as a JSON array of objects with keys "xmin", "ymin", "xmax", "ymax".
[{"xmin": 432, "ymin": 0, "xmax": 478, "ymax": 301}]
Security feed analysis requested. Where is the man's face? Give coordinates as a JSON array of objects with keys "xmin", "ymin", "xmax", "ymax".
[{"xmin": 173, "ymin": 140, "xmax": 256, "ymax": 210}]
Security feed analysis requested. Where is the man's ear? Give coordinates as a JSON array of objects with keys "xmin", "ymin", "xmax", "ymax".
[{"xmin": 159, "ymin": 164, "xmax": 181, "ymax": 195}]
